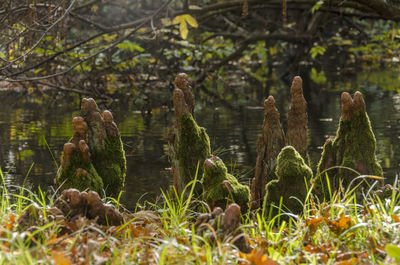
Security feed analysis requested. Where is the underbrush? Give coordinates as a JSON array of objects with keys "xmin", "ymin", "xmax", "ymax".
[{"xmin": 0, "ymin": 166, "xmax": 400, "ymax": 265}]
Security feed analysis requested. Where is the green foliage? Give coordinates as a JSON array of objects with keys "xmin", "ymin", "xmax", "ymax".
[
  {"xmin": 310, "ymin": 45, "xmax": 326, "ymax": 59},
  {"xmin": 386, "ymin": 244, "xmax": 400, "ymax": 262},
  {"xmin": 310, "ymin": 68, "xmax": 327, "ymax": 84},
  {"xmin": 311, "ymin": 0, "xmax": 325, "ymax": 14},
  {"xmin": 116, "ymin": 41, "xmax": 144, "ymax": 52}
]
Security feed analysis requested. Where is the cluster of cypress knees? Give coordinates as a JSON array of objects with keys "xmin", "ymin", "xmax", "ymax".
[
  {"xmin": 36, "ymin": 73, "xmax": 385, "ymax": 252},
  {"xmin": 54, "ymin": 73, "xmax": 384, "ymax": 214}
]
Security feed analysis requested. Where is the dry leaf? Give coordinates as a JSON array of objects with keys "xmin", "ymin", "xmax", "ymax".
[
  {"xmin": 334, "ymin": 257, "xmax": 358, "ymax": 265},
  {"xmin": 306, "ymin": 217, "xmax": 323, "ymax": 235},
  {"xmin": 51, "ymin": 251, "xmax": 72, "ymax": 265},
  {"xmin": 6, "ymin": 214, "xmax": 15, "ymax": 230},
  {"xmin": 326, "ymin": 215, "xmax": 353, "ymax": 235},
  {"xmin": 241, "ymin": 249, "xmax": 279, "ymax": 265},
  {"xmin": 392, "ymin": 214, "xmax": 400, "ymax": 223}
]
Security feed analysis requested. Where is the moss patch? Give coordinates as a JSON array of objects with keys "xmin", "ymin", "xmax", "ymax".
[
  {"xmin": 316, "ymin": 92, "xmax": 382, "ymax": 192},
  {"xmin": 267, "ymin": 146, "xmax": 313, "ymax": 212},
  {"xmin": 176, "ymin": 113, "xmax": 211, "ymax": 191},
  {"xmin": 57, "ymin": 150, "xmax": 103, "ymax": 194},
  {"xmin": 91, "ymin": 135, "xmax": 126, "ymax": 196},
  {"xmin": 202, "ymin": 156, "xmax": 250, "ymax": 210}
]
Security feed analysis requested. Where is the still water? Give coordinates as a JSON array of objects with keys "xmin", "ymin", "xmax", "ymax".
[{"xmin": 1, "ymin": 71, "xmax": 400, "ymax": 209}]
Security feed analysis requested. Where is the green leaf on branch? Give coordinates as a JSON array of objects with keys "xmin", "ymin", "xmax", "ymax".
[
  {"xmin": 311, "ymin": 0, "xmax": 324, "ymax": 14},
  {"xmin": 310, "ymin": 45, "xmax": 326, "ymax": 58},
  {"xmin": 117, "ymin": 41, "xmax": 144, "ymax": 52}
]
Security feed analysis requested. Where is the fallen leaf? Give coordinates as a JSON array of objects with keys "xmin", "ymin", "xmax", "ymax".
[
  {"xmin": 392, "ymin": 214, "xmax": 400, "ymax": 223},
  {"xmin": 306, "ymin": 217, "xmax": 323, "ymax": 235},
  {"xmin": 334, "ymin": 257, "xmax": 358, "ymax": 265},
  {"xmin": 6, "ymin": 214, "xmax": 15, "ymax": 230},
  {"xmin": 51, "ymin": 251, "xmax": 72, "ymax": 265},
  {"xmin": 326, "ymin": 215, "xmax": 353, "ymax": 235},
  {"xmin": 241, "ymin": 249, "xmax": 279, "ymax": 265}
]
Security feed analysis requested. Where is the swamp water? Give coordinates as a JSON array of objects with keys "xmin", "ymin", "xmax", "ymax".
[{"xmin": 1, "ymin": 71, "xmax": 400, "ymax": 209}]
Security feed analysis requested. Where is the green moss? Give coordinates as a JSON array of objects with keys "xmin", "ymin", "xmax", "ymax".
[
  {"xmin": 57, "ymin": 152, "xmax": 103, "ymax": 194},
  {"xmin": 92, "ymin": 135, "xmax": 126, "ymax": 196},
  {"xmin": 267, "ymin": 146, "xmax": 313, "ymax": 212},
  {"xmin": 202, "ymin": 157, "xmax": 250, "ymax": 210},
  {"xmin": 176, "ymin": 113, "xmax": 211, "ymax": 190},
  {"xmin": 316, "ymin": 105, "xmax": 383, "ymax": 191}
]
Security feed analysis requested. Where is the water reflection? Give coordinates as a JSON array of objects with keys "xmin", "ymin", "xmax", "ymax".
[{"xmin": 0, "ymin": 73, "xmax": 399, "ymax": 209}]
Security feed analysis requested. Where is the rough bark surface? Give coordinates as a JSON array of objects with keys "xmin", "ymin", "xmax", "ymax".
[
  {"xmin": 250, "ymin": 96, "xmax": 285, "ymax": 209},
  {"xmin": 18, "ymin": 188, "xmax": 123, "ymax": 230},
  {"xmin": 174, "ymin": 73, "xmax": 195, "ymax": 115},
  {"xmin": 251, "ymin": 76, "xmax": 309, "ymax": 210},
  {"xmin": 287, "ymin": 76, "xmax": 308, "ymax": 159}
]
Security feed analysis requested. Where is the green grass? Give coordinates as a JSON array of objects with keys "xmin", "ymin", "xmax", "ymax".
[{"xmin": 0, "ymin": 165, "xmax": 399, "ymax": 264}]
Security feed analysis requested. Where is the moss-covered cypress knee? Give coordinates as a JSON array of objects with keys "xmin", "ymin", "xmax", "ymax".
[
  {"xmin": 177, "ymin": 113, "xmax": 211, "ymax": 189},
  {"xmin": 97, "ymin": 110, "xmax": 126, "ymax": 196},
  {"xmin": 202, "ymin": 156, "xmax": 250, "ymax": 211},
  {"xmin": 251, "ymin": 76, "xmax": 309, "ymax": 210},
  {"xmin": 56, "ymin": 98, "xmax": 126, "ymax": 197},
  {"xmin": 168, "ymin": 73, "xmax": 211, "ymax": 194},
  {"xmin": 56, "ymin": 142, "xmax": 103, "ymax": 194},
  {"xmin": 316, "ymin": 91, "xmax": 382, "ymax": 193},
  {"xmin": 267, "ymin": 146, "xmax": 313, "ymax": 212}
]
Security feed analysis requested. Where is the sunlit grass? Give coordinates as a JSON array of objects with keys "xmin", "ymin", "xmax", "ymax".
[{"xmin": 0, "ymin": 165, "xmax": 399, "ymax": 264}]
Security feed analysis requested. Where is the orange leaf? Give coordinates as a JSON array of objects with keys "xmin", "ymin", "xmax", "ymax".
[
  {"xmin": 392, "ymin": 214, "xmax": 400, "ymax": 223},
  {"xmin": 6, "ymin": 214, "xmax": 15, "ymax": 230},
  {"xmin": 326, "ymin": 215, "xmax": 353, "ymax": 235},
  {"xmin": 47, "ymin": 234, "xmax": 69, "ymax": 246},
  {"xmin": 306, "ymin": 217, "xmax": 323, "ymax": 235},
  {"xmin": 334, "ymin": 257, "xmax": 358, "ymax": 265},
  {"xmin": 51, "ymin": 251, "xmax": 72, "ymax": 265},
  {"xmin": 241, "ymin": 249, "xmax": 279, "ymax": 265}
]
